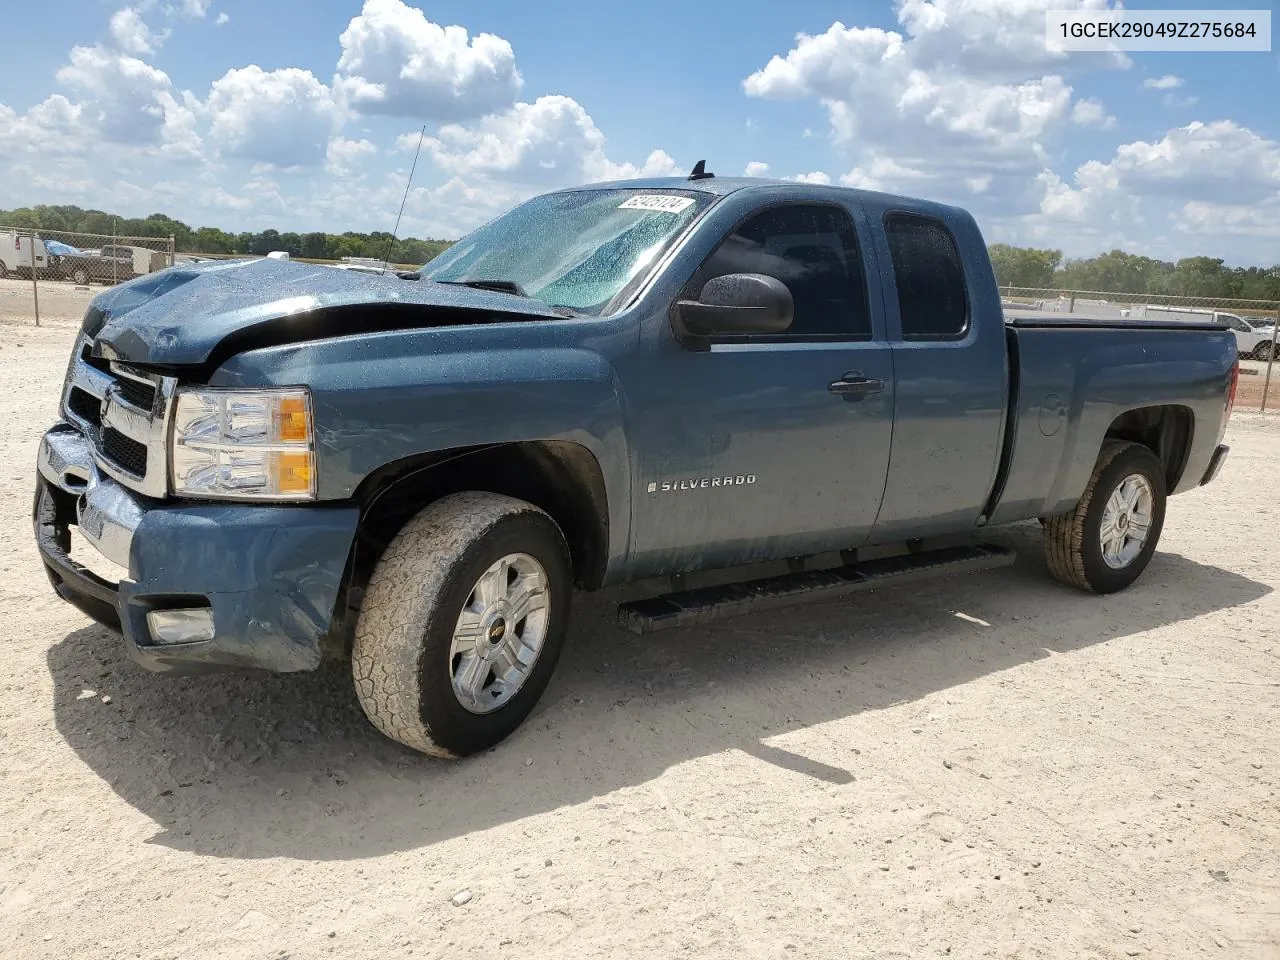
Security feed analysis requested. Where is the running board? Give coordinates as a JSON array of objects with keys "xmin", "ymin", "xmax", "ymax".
[{"xmin": 617, "ymin": 543, "xmax": 1016, "ymax": 634}]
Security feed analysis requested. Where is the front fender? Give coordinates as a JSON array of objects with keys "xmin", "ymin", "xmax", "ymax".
[{"xmin": 208, "ymin": 322, "xmax": 632, "ymax": 558}]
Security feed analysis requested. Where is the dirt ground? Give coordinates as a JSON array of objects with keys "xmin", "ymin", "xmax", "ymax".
[
  {"xmin": 1234, "ymin": 363, "xmax": 1280, "ymax": 413},
  {"xmin": 0, "ymin": 276, "xmax": 99, "ymax": 326},
  {"xmin": 1, "ymin": 320, "xmax": 1278, "ymax": 960}
]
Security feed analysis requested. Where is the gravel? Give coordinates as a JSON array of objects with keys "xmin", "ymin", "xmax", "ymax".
[{"xmin": 1, "ymin": 321, "xmax": 1277, "ymax": 959}]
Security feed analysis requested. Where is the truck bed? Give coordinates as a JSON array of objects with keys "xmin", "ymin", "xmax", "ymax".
[{"xmin": 987, "ymin": 319, "xmax": 1238, "ymax": 528}]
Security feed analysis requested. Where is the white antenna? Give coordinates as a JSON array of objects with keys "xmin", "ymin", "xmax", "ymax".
[{"xmin": 382, "ymin": 123, "xmax": 427, "ymax": 275}]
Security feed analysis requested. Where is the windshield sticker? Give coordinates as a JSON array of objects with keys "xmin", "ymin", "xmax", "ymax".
[{"xmin": 619, "ymin": 195, "xmax": 695, "ymax": 214}]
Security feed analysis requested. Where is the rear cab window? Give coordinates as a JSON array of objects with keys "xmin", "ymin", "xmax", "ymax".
[{"xmin": 884, "ymin": 213, "xmax": 969, "ymax": 340}]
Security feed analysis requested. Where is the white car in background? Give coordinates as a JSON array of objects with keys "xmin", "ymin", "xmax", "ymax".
[
  {"xmin": 1141, "ymin": 305, "xmax": 1276, "ymax": 359},
  {"xmin": 1218, "ymin": 313, "xmax": 1277, "ymax": 359}
]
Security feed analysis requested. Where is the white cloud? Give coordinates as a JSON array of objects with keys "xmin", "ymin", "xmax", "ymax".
[
  {"xmin": 603, "ymin": 149, "xmax": 681, "ymax": 181},
  {"xmin": 1109, "ymin": 121, "xmax": 1280, "ymax": 205},
  {"xmin": 0, "ymin": 96, "xmax": 93, "ymax": 156},
  {"xmin": 171, "ymin": 0, "xmax": 212, "ymax": 17},
  {"xmin": 746, "ymin": 26, "xmax": 1076, "ymax": 150},
  {"xmin": 1143, "ymin": 75, "xmax": 1183, "ymax": 90},
  {"xmin": 743, "ymin": 3, "xmax": 1129, "ymax": 213},
  {"xmin": 893, "ymin": 0, "xmax": 1128, "ymax": 78},
  {"xmin": 197, "ymin": 186, "xmax": 254, "ymax": 212},
  {"xmin": 335, "ymin": 0, "xmax": 521, "ymax": 121},
  {"xmin": 840, "ymin": 156, "xmax": 933, "ymax": 190},
  {"xmin": 216, "ymin": 12, "xmax": 229, "ymax": 25},
  {"xmin": 743, "ymin": 161, "xmax": 770, "ymax": 177},
  {"xmin": 326, "ymin": 137, "xmax": 377, "ymax": 177},
  {"xmin": 395, "ymin": 130, "xmax": 426, "ymax": 153},
  {"xmin": 53, "ymin": 45, "xmax": 198, "ymax": 156},
  {"xmin": 395, "ymin": 96, "xmax": 679, "ymax": 234},
  {"xmin": 1024, "ymin": 120, "xmax": 1280, "ymax": 256},
  {"xmin": 207, "ymin": 65, "xmax": 341, "ymax": 167},
  {"xmin": 788, "ymin": 171, "xmax": 832, "ymax": 184},
  {"xmin": 155, "ymin": 89, "xmax": 203, "ymax": 159},
  {"xmin": 109, "ymin": 7, "xmax": 168, "ymax": 55},
  {"xmin": 422, "ymin": 95, "xmax": 674, "ymax": 187},
  {"xmin": 1175, "ymin": 200, "xmax": 1280, "ymax": 238},
  {"xmin": 1071, "ymin": 97, "xmax": 1116, "ymax": 130},
  {"xmin": 1035, "ymin": 163, "xmax": 1127, "ymax": 223}
]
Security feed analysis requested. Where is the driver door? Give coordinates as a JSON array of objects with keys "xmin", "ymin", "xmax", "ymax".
[{"xmin": 625, "ymin": 201, "xmax": 895, "ymax": 576}]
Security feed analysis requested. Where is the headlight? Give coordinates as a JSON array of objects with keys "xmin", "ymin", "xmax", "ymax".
[{"xmin": 170, "ymin": 388, "xmax": 315, "ymax": 500}]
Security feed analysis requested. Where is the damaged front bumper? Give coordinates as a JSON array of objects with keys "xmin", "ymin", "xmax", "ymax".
[{"xmin": 34, "ymin": 423, "xmax": 360, "ymax": 674}]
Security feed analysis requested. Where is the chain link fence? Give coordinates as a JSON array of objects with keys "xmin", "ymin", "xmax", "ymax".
[
  {"xmin": 0, "ymin": 226, "xmax": 173, "ymax": 327},
  {"xmin": 1001, "ymin": 286, "xmax": 1280, "ymax": 413}
]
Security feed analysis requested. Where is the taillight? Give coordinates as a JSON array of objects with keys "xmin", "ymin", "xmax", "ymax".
[{"xmin": 1223, "ymin": 359, "xmax": 1239, "ymax": 432}]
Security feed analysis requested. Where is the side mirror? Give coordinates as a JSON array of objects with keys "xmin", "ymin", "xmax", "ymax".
[{"xmin": 674, "ymin": 273, "xmax": 794, "ymax": 340}]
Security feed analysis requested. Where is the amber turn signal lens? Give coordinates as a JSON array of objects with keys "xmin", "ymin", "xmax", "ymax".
[
  {"xmin": 276, "ymin": 396, "xmax": 311, "ymax": 443},
  {"xmin": 273, "ymin": 451, "xmax": 314, "ymax": 496}
]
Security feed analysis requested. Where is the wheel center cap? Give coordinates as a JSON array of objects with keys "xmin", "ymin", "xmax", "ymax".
[
  {"xmin": 487, "ymin": 618, "xmax": 507, "ymax": 644},
  {"xmin": 1117, "ymin": 514, "xmax": 1128, "ymax": 532}
]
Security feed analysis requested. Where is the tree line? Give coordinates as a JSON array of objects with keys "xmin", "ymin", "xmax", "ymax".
[
  {"xmin": 989, "ymin": 244, "xmax": 1280, "ymax": 302},
  {"xmin": 0, "ymin": 205, "xmax": 453, "ymax": 267}
]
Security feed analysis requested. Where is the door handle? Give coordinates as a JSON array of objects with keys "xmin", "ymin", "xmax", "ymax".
[{"xmin": 828, "ymin": 373, "xmax": 885, "ymax": 400}]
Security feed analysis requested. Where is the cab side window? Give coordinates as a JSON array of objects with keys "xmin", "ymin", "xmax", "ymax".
[
  {"xmin": 885, "ymin": 214, "xmax": 968, "ymax": 340},
  {"xmin": 687, "ymin": 204, "xmax": 872, "ymax": 339}
]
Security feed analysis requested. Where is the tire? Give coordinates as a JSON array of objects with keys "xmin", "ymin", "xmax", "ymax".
[
  {"xmin": 72, "ymin": 268, "xmax": 89, "ymax": 286},
  {"xmin": 1043, "ymin": 441, "xmax": 1166, "ymax": 594},
  {"xmin": 1258, "ymin": 343, "xmax": 1275, "ymax": 361},
  {"xmin": 0, "ymin": 261, "xmax": 8, "ymax": 279},
  {"xmin": 352, "ymin": 492, "xmax": 572, "ymax": 758}
]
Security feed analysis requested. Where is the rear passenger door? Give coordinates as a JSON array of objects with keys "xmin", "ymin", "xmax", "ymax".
[{"xmin": 868, "ymin": 209, "xmax": 1008, "ymax": 541}]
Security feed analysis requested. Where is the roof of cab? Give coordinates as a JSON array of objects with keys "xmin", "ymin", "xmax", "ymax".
[{"xmin": 566, "ymin": 175, "xmax": 968, "ymax": 219}]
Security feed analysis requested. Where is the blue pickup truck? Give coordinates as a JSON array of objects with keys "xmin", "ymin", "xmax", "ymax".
[{"xmin": 34, "ymin": 170, "xmax": 1238, "ymax": 758}]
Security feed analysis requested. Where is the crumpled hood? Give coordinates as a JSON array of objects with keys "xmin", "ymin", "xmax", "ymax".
[{"xmin": 86, "ymin": 257, "xmax": 564, "ymax": 366}]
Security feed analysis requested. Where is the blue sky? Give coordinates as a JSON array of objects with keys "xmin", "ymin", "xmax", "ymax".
[{"xmin": 1, "ymin": 0, "xmax": 1277, "ymax": 264}]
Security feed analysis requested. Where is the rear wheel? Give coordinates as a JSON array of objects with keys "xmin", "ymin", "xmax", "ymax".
[
  {"xmin": 352, "ymin": 492, "xmax": 572, "ymax": 758},
  {"xmin": 72, "ymin": 268, "xmax": 90, "ymax": 286},
  {"xmin": 1043, "ymin": 441, "xmax": 1166, "ymax": 594},
  {"xmin": 0, "ymin": 261, "xmax": 7, "ymax": 279}
]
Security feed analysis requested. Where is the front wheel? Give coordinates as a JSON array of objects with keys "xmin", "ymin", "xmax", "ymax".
[
  {"xmin": 1255, "ymin": 342, "xmax": 1274, "ymax": 361},
  {"xmin": 72, "ymin": 268, "xmax": 90, "ymax": 286},
  {"xmin": 352, "ymin": 492, "xmax": 572, "ymax": 758},
  {"xmin": 1043, "ymin": 441, "xmax": 1166, "ymax": 594}
]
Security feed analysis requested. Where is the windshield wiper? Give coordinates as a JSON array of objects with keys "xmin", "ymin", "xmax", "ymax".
[{"xmin": 432, "ymin": 278, "xmax": 529, "ymax": 298}]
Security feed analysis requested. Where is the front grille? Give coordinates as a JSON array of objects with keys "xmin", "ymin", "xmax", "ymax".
[
  {"xmin": 115, "ymin": 377, "xmax": 156, "ymax": 411},
  {"xmin": 102, "ymin": 428, "xmax": 148, "ymax": 477},
  {"xmin": 68, "ymin": 387, "xmax": 102, "ymax": 427},
  {"xmin": 64, "ymin": 333, "xmax": 173, "ymax": 498}
]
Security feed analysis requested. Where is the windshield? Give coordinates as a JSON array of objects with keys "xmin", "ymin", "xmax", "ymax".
[{"xmin": 418, "ymin": 189, "xmax": 713, "ymax": 315}]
